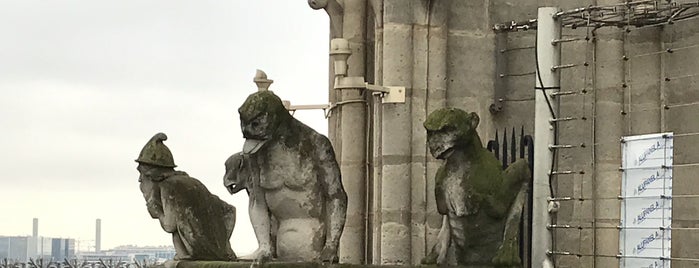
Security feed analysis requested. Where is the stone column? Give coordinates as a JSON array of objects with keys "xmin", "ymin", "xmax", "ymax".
[
  {"xmin": 445, "ymin": 0, "xmax": 496, "ymax": 143},
  {"xmin": 627, "ymin": 28, "xmax": 662, "ymax": 134},
  {"xmin": 407, "ymin": 0, "xmax": 449, "ymax": 263},
  {"xmin": 593, "ymin": 26, "xmax": 625, "ymax": 268},
  {"xmin": 424, "ymin": 0, "xmax": 450, "ymax": 262},
  {"xmin": 380, "ymin": 0, "xmax": 414, "ymax": 264},
  {"xmin": 338, "ymin": 0, "xmax": 367, "ymax": 264}
]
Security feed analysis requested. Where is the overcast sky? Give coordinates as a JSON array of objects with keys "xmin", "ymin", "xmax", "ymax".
[{"xmin": 0, "ymin": 0, "xmax": 330, "ymax": 255}]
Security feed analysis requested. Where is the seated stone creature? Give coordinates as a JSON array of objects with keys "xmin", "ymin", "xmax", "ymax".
[
  {"xmin": 223, "ymin": 152, "xmax": 282, "ymax": 260},
  {"xmin": 421, "ymin": 108, "xmax": 530, "ymax": 267},
  {"xmin": 226, "ymin": 90, "xmax": 348, "ymax": 263}
]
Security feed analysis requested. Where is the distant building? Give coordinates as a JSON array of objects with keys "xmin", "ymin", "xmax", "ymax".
[
  {"xmin": 37, "ymin": 237, "xmax": 52, "ymax": 259},
  {"xmin": 76, "ymin": 245, "xmax": 174, "ymax": 264},
  {"xmin": 51, "ymin": 238, "xmax": 76, "ymax": 261},
  {"xmin": 76, "ymin": 252, "xmax": 130, "ymax": 264},
  {"xmin": 0, "ymin": 236, "xmax": 29, "ymax": 262},
  {"xmin": 0, "ymin": 236, "xmax": 75, "ymax": 262},
  {"xmin": 103, "ymin": 245, "xmax": 175, "ymax": 263}
]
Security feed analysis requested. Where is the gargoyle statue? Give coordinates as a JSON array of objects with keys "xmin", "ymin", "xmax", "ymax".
[{"xmin": 421, "ymin": 108, "xmax": 530, "ymax": 267}]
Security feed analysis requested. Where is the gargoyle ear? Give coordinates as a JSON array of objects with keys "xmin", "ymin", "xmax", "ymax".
[{"xmin": 469, "ymin": 112, "xmax": 480, "ymax": 129}]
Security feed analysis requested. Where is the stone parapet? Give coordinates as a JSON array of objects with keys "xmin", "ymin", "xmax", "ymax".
[{"xmin": 162, "ymin": 260, "xmax": 496, "ymax": 268}]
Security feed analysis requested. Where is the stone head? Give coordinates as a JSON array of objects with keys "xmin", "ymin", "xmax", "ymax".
[
  {"xmin": 424, "ymin": 108, "xmax": 480, "ymax": 159},
  {"xmin": 223, "ymin": 152, "xmax": 249, "ymax": 194},
  {"xmin": 135, "ymin": 132, "xmax": 176, "ymax": 168},
  {"xmin": 136, "ymin": 133, "xmax": 176, "ymax": 184},
  {"xmin": 307, "ymin": 0, "xmax": 328, "ymax": 9},
  {"xmin": 238, "ymin": 91, "xmax": 292, "ymax": 141}
]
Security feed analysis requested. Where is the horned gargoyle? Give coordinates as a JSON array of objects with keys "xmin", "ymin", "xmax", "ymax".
[{"xmin": 421, "ymin": 108, "xmax": 530, "ymax": 267}]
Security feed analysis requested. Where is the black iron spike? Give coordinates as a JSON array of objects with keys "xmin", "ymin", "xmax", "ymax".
[
  {"xmin": 502, "ymin": 128, "xmax": 508, "ymax": 169},
  {"xmin": 494, "ymin": 130, "xmax": 500, "ymax": 160},
  {"xmin": 511, "ymin": 127, "xmax": 516, "ymax": 164},
  {"xmin": 520, "ymin": 126, "xmax": 525, "ymax": 159},
  {"xmin": 525, "ymin": 135, "xmax": 535, "ymax": 178}
]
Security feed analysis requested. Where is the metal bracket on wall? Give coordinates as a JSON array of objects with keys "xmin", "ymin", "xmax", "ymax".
[
  {"xmin": 365, "ymin": 83, "xmax": 406, "ymax": 104},
  {"xmin": 334, "ymin": 76, "xmax": 406, "ymax": 104},
  {"xmin": 282, "ymin": 101, "xmax": 332, "ymax": 117}
]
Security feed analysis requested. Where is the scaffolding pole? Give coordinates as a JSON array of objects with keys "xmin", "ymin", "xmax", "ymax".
[{"xmin": 532, "ymin": 7, "xmax": 561, "ymax": 268}]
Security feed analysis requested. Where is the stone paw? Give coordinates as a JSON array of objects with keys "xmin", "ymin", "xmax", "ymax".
[
  {"xmin": 421, "ymin": 251, "xmax": 438, "ymax": 265},
  {"xmin": 239, "ymin": 247, "xmax": 273, "ymax": 262},
  {"xmin": 319, "ymin": 246, "xmax": 339, "ymax": 263}
]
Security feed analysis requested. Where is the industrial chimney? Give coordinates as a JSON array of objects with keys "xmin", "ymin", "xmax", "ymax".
[
  {"xmin": 32, "ymin": 218, "xmax": 38, "ymax": 239},
  {"xmin": 95, "ymin": 219, "xmax": 101, "ymax": 252},
  {"xmin": 31, "ymin": 218, "xmax": 38, "ymax": 256}
]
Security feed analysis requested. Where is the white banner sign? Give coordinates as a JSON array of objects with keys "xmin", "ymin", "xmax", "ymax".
[{"xmin": 620, "ymin": 133, "xmax": 673, "ymax": 268}]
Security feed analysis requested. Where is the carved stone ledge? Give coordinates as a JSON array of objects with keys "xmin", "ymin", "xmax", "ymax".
[{"xmin": 162, "ymin": 260, "xmax": 493, "ymax": 268}]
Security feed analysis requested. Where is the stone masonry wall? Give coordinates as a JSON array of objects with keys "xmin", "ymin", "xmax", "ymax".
[{"xmin": 324, "ymin": 0, "xmax": 699, "ymax": 266}]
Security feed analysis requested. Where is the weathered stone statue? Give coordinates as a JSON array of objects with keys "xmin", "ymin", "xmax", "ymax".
[
  {"xmin": 223, "ymin": 152, "xmax": 250, "ymax": 195},
  {"xmin": 421, "ymin": 108, "xmax": 530, "ymax": 267},
  {"xmin": 230, "ymin": 90, "xmax": 348, "ymax": 263},
  {"xmin": 136, "ymin": 133, "xmax": 237, "ymax": 261}
]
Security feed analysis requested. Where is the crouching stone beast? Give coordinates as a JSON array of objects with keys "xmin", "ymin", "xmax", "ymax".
[{"xmin": 421, "ymin": 108, "xmax": 530, "ymax": 267}]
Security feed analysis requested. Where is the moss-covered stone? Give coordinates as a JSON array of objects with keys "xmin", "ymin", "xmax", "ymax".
[
  {"xmin": 238, "ymin": 91, "xmax": 290, "ymax": 123},
  {"xmin": 423, "ymin": 108, "xmax": 529, "ymax": 267},
  {"xmin": 423, "ymin": 108, "xmax": 479, "ymax": 142},
  {"xmin": 136, "ymin": 133, "xmax": 177, "ymax": 168}
]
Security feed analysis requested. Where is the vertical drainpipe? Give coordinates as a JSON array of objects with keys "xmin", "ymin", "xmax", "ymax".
[
  {"xmin": 380, "ymin": 0, "xmax": 413, "ymax": 265},
  {"xmin": 532, "ymin": 7, "xmax": 560, "ymax": 268},
  {"xmin": 370, "ymin": 0, "xmax": 384, "ymax": 264},
  {"xmin": 309, "ymin": 0, "xmax": 344, "ymax": 163},
  {"xmin": 338, "ymin": 0, "xmax": 367, "ymax": 264}
]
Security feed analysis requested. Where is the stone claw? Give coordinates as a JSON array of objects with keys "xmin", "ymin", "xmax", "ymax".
[
  {"xmin": 239, "ymin": 247, "xmax": 273, "ymax": 262},
  {"xmin": 420, "ymin": 251, "xmax": 438, "ymax": 265},
  {"xmin": 319, "ymin": 246, "xmax": 338, "ymax": 263}
]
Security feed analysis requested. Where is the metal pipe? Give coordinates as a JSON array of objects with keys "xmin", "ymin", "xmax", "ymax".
[
  {"xmin": 286, "ymin": 104, "xmax": 331, "ymax": 111},
  {"xmin": 371, "ymin": 12, "xmax": 384, "ymax": 264},
  {"xmin": 532, "ymin": 7, "xmax": 561, "ymax": 268},
  {"xmin": 338, "ymin": 0, "xmax": 367, "ymax": 264}
]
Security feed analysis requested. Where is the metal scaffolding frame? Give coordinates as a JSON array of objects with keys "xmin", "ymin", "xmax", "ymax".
[{"xmin": 495, "ymin": 1, "xmax": 699, "ymax": 267}]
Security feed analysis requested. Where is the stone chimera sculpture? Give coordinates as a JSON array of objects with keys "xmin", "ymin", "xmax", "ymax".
[
  {"xmin": 227, "ymin": 90, "xmax": 348, "ymax": 263},
  {"xmin": 136, "ymin": 133, "xmax": 237, "ymax": 261},
  {"xmin": 421, "ymin": 108, "xmax": 530, "ymax": 267}
]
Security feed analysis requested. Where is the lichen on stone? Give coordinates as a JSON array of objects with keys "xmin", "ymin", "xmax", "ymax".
[{"xmin": 238, "ymin": 91, "xmax": 290, "ymax": 122}]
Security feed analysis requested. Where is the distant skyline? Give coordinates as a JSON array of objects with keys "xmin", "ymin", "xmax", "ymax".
[{"xmin": 0, "ymin": 1, "xmax": 330, "ymax": 255}]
